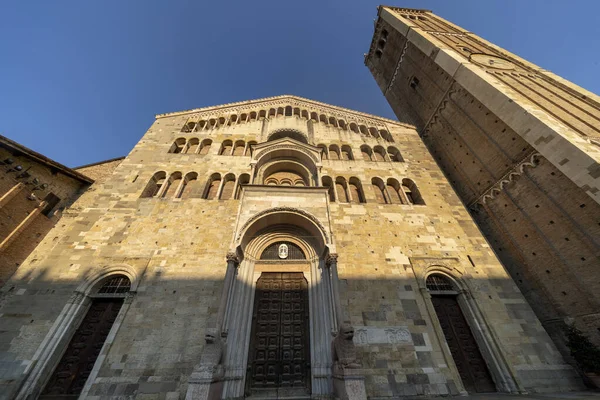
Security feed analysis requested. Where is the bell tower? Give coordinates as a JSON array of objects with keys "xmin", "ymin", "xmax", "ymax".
[{"xmin": 366, "ymin": 6, "xmax": 600, "ymax": 354}]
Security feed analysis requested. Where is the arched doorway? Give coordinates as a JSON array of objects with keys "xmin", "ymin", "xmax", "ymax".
[
  {"xmin": 221, "ymin": 210, "xmax": 337, "ymax": 399},
  {"xmin": 426, "ymin": 274, "xmax": 496, "ymax": 393}
]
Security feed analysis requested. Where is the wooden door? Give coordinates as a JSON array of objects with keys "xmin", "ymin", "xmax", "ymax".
[
  {"xmin": 247, "ymin": 272, "xmax": 310, "ymax": 396},
  {"xmin": 432, "ymin": 296, "xmax": 496, "ymax": 393},
  {"xmin": 41, "ymin": 299, "xmax": 123, "ymax": 399}
]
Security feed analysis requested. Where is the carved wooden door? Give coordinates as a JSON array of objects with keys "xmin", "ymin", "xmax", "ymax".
[
  {"xmin": 247, "ymin": 272, "xmax": 310, "ymax": 396},
  {"xmin": 432, "ymin": 295, "xmax": 496, "ymax": 393},
  {"xmin": 41, "ymin": 299, "xmax": 123, "ymax": 399}
]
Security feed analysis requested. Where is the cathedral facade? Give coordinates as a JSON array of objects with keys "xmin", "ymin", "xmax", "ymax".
[
  {"xmin": 365, "ymin": 6, "xmax": 600, "ymax": 358},
  {"xmin": 0, "ymin": 95, "xmax": 583, "ymax": 399}
]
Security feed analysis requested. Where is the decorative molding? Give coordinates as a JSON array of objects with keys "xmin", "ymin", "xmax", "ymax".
[
  {"xmin": 254, "ymin": 143, "xmax": 320, "ymax": 164},
  {"xmin": 353, "ymin": 327, "xmax": 412, "ymax": 346},
  {"xmin": 384, "ymin": 40, "xmax": 409, "ymax": 95},
  {"xmin": 470, "ymin": 152, "xmax": 541, "ymax": 207},
  {"xmin": 236, "ymin": 207, "xmax": 329, "ymax": 243},
  {"xmin": 154, "ymin": 95, "xmax": 412, "ymax": 129},
  {"xmin": 421, "ymin": 87, "xmax": 458, "ymax": 138}
]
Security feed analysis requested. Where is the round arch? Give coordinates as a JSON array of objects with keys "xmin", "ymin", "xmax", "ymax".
[
  {"xmin": 267, "ymin": 128, "xmax": 309, "ymax": 144},
  {"xmin": 75, "ymin": 264, "xmax": 140, "ymax": 296},
  {"xmin": 254, "ymin": 148, "xmax": 319, "ymax": 186}
]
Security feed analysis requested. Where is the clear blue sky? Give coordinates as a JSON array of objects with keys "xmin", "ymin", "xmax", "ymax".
[{"xmin": 1, "ymin": 0, "xmax": 599, "ymax": 167}]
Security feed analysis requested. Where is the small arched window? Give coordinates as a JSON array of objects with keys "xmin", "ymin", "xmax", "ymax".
[
  {"xmin": 387, "ymin": 146, "xmax": 404, "ymax": 162},
  {"xmin": 220, "ymin": 140, "xmax": 233, "ymax": 155},
  {"xmin": 204, "ymin": 173, "xmax": 221, "ymax": 200},
  {"xmin": 349, "ymin": 177, "xmax": 365, "ymax": 204},
  {"xmin": 259, "ymin": 110, "xmax": 267, "ymax": 120},
  {"xmin": 268, "ymin": 108, "xmax": 276, "ymax": 118},
  {"xmin": 169, "ymin": 138, "xmax": 186, "ymax": 154},
  {"xmin": 426, "ymin": 274, "xmax": 455, "ymax": 292},
  {"xmin": 161, "ymin": 172, "xmax": 182, "ymax": 198},
  {"xmin": 386, "ymin": 178, "xmax": 403, "ymax": 204},
  {"xmin": 349, "ymin": 123, "xmax": 359, "ymax": 133},
  {"xmin": 285, "ymin": 106, "xmax": 293, "ymax": 116},
  {"xmin": 179, "ymin": 172, "xmax": 199, "ymax": 199},
  {"xmin": 329, "ymin": 117, "xmax": 338, "ymax": 127},
  {"xmin": 371, "ymin": 178, "xmax": 388, "ymax": 204},
  {"xmin": 140, "ymin": 171, "xmax": 167, "ymax": 198},
  {"xmin": 277, "ymin": 107, "xmax": 284, "ymax": 117},
  {"xmin": 361, "ymin": 145, "xmax": 373, "ymax": 161},
  {"xmin": 339, "ymin": 120, "xmax": 347, "ymax": 130},
  {"xmin": 335, "ymin": 177, "xmax": 349, "ymax": 203},
  {"xmin": 369, "ymin": 127, "xmax": 380, "ymax": 139},
  {"xmin": 402, "ymin": 179, "xmax": 425, "ymax": 205},
  {"xmin": 233, "ymin": 141, "xmax": 245, "ymax": 156},
  {"xmin": 359, "ymin": 125, "xmax": 369, "ymax": 135},
  {"xmin": 318, "ymin": 144, "xmax": 328, "ymax": 161},
  {"xmin": 235, "ymin": 173, "xmax": 250, "ymax": 199},
  {"xmin": 341, "ymin": 145, "xmax": 353, "ymax": 161},
  {"xmin": 322, "ymin": 176, "xmax": 335, "ymax": 202},
  {"xmin": 220, "ymin": 174, "xmax": 236, "ymax": 200},
  {"xmin": 373, "ymin": 146, "xmax": 387, "ymax": 162},
  {"xmin": 301, "ymin": 110, "xmax": 309, "ymax": 120},
  {"xmin": 319, "ymin": 114, "xmax": 328, "ymax": 124},
  {"xmin": 199, "ymin": 139, "xmax": 212, "ymax": 155},
  {"xmin": 182, "ymin": 120, "xmax": 196, "ymax": 133},
  {"xmin": 186, "ymin": 138, "xmax": 199, "ymax": 154},
  {"xmin": 250, "ymin": 111, "xmax": 257, "ymax": 121},
  {"xmin": 310, "ymin": 112, "xmax": 319, "ymax": 121},
  {"xmin": 329, "ymin": 145, "xmax": 340, "ymax": 160}
]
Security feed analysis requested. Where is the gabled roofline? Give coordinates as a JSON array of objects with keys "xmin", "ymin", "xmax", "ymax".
[
  {"xmin": 154, "ymin": 94, "xmax": 414, "ymax": 129},
  {"xmin": 0, "ymin": 134, "xmax": 94, "ymax": 184},
  {"xmin": 74, "ymin": 156, "xmax": 126, "ymax": 170}
]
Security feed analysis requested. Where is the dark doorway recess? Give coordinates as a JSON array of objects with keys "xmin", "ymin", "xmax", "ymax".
[
  {"xmin": 247, "ymin": 272, "xmax": 310, "ymax": 398},
  {"xmin": 432, "ymin": 295, "xmax": 496, "ymax": 393},
  {"xmin": 40, "ymin": 299, "xmax": 123, "ymax": 399}
]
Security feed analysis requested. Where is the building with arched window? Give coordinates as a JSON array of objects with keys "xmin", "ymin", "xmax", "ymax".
[{"xmin": 0, "ymin": 95, "xmax": 582, "ymax": 399}]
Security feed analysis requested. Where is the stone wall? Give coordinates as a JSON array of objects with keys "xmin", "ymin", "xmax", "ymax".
[{"xmin": 0, "ymin": 97, "xmax": 583, "ymax": 399}]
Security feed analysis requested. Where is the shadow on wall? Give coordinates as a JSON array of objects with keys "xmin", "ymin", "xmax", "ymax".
[{"xmin": 0, "ymin": 263, "xmax": 584, "ymax": 400}]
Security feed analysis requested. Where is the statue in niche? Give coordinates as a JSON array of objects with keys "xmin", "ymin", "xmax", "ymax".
[{"xmin": 332, "ymin": 323, "xmax": 361, "ymax": 369}]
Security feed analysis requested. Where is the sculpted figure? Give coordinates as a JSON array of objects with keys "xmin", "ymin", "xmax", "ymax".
[
  {"xmin": 332, "ymin": 323, "xmax": 361, "ymax": 369},
  {"xmin": 199, "ymin": 328, "xmax": 223, "ymax": 367}
]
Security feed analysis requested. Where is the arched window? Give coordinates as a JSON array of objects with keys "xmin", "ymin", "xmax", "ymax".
[
  {"xmin": 339, "ymin": 120, "xmax": 347, "ymax": 130},
  {"xmin": 310, "ymin": 112, "xmax": 319, "ymax": 121},
  {"xmin": 218, "ymin": 117, "xmax": 226, "ymax": 127},
  {"xmin": 208, "ymin": 118, "xmax": 217, "ymax": 129},
  {"xmin": 285, "ymin": 106, "xmax": 293, "ymax": 116},
  {"xmin": 268, "ymin": 108, "xmax": 276, "ymax": 118},
  {"xmin": 245, "ymin": 141, "xmax": 256, "ymax": 156},
  {"xmin": 219, "ymin": 140, "xmax": 232, "ymax": 155},
  {"xmin": 293, "ymin": 107, "xmax": 300, "ymax": 117},
  {"xmin": 259, "ymin": 110, "xmax": 267, "ymax": 120},
  {"xmin": 198, "ymin": 120, "xmax": 207, "ymax": 130},
  {"xmin": 219, "ymin": 174, "xmax": 236, "ymax": 200},
  {"xmin": 182, "ymin": 120, "xmax": 196, "ymax": 133},
  {"xmin": 233, "ymin": 140, "xmax": 245, "ymax": 156},
  {"xmin": 179, "ymin": 172, "xmax": 199, "ymax": 199},
  {"xmin": 380, "ymin": 130, "xmax": 393, "ymax": 142},
  {"xmin": 360, "ymin": 145, "xmax": 373, "ymax": 161},
  {"xmin": 268, "ymin": 130, "xmax": 308, "ymax": 144},
  {"xmin": 426, "ymin": 274, "xmax": 456, "ymax": 292},
  {"xmin": 318, "ymin": 144, "xmax": 328, "ymax": 160},
  {"xmin": 161, "ymin": 172, "xmax": 182, "ymax": 198},
  {"xmin": 341, "ymin": 145, "xmax": 353, "ymax": 161},
  {"xmin": 371, "ymin": 178, "xmax": 388, "ymax": 204},
  {"xmin": 359, "ymin": 125, "xmax": 369, "ymax": 135},
  {"xmin": 387, "ymin": 146, "xmax": 404, "ymax": 162},
  {"xmin": 301, "ymin": 110, "xmax": 309, "ymax": 120},
  {"xmin": 239, "ymin": 113, "xmax": 247, "ymax": 124},
  {"xmin": 329, "ymin": 117, "xmax": 338, "ymax": 127},
  {"xmin": 169, "ymin": 138, "xmax": 186, "ymax": 154},
  {"xmin": 41, "ymin": 275, "xmax": 131, "ymax": 398},
  {"xmin": 349, "ymin": 123, "xmax": 359, "ymax": 133},
  {"xmin": 335, "ymin": 177, "xmax": 349, "ymax": 203},
  {"xmin": 329, "ymin": 145, "xmax": 340, "ymax": 160},
  {"xmin": 235, "ymin": 173, "xmax": 250, "ymax": 199},
  {"xmin": 199, "ymin": 139, "xmax": 212, "ymax": 155},
  {"xmin": 250, "ymin": 111, "xmax": 257, "ymax": 121},
  {"xmin": 140, "ymin": 172, "xmax": 167, "ymax": 198},
  {"xmin": 402, "ymin": 179, "xmax": 425, "ymax": 205},
  {"xmin": 186, "ymin": 138, "xmax": 199, "ymax": 154},
  {"xmin": 373, "ymin": 146, "xmax": 387, "ymax": 162},
  {"xmin": 369, "ymin": 127, "xmax": 380, "ymax": 139},
  {"xmin": 229, "ymin": 115, "xmax": 238, "ymax": 125},
  {"xmin": 204, "ymin": 173, "xmax": 221, "ymax": 200},
  {"xmin": 386, "ymin": 178, "xmax": 403, "ymax": 204},
  {"xmin": 349, "ymin": 177, "xmax": 365, "ymax": 203},
  {"xmin": 322, "ymin": 176, "xmax": 335, "ymax": 202},
  {"xmin": 277, "ymin": 107, "xmax": 284, "ymax": 118}
]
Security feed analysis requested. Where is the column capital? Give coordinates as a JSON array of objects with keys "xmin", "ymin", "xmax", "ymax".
[
  {"xmin": 226, "ymin": 252, "xmax": 239, "ymax": 265},
  {"xmin": 326, "ymin": 253, "xmax": 338, "ymax": 266}
]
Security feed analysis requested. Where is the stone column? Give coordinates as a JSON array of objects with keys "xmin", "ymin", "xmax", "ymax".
[
  {"xmin": 216, "ymin": 252, "xmax": 239, "ymax": 333},
  {"xmin": 326, "ymin": 253, "xmax": 344, "ymax": 325}
]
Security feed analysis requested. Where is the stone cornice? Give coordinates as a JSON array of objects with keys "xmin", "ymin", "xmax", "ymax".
[{"xmin": 154, "ymin": 95, "xmax": 413, "ymax": 129}]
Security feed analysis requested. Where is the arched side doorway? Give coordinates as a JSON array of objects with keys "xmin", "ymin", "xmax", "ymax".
[
  {"xmin": 221, "ymin": 211, "xmax": 337, "ymax": 399},
  {"xmin": 426, "ymin": 274, "xmax": 496, "ymax": 393}
]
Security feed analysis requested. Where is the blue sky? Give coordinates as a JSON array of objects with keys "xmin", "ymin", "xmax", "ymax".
[{"xmin": 1, "ymin": 0, "xmax": 599, "ymax": 167}]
